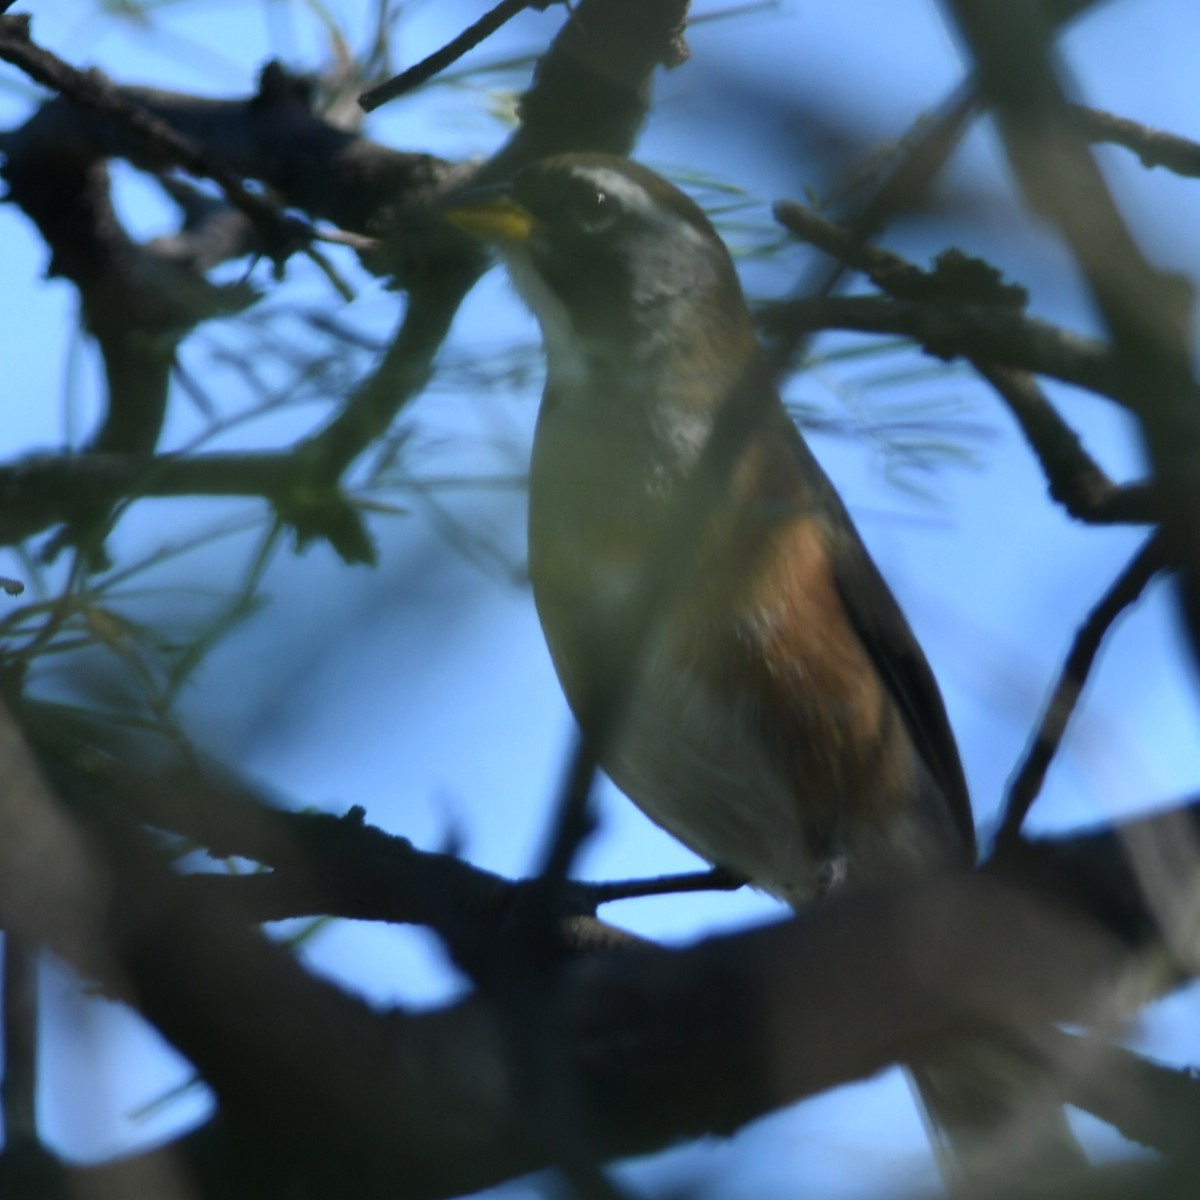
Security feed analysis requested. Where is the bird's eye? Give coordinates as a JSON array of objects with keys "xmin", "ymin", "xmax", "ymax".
[
  {"xmin": 564, "ymin": 186, "xmax": 618, "ymax": 234},
  {"xmin": 513, "ymin": 165, "xmax": 624, "ymax": 237}
]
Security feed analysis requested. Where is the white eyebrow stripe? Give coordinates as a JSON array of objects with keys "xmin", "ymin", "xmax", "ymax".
[
  {"xmin": 572, "ymin": 166, "xmax": 708, "ymax": 243},
  {"xmin": 570, "ymin": 166, "xmax": 653, "ymax": 213}
]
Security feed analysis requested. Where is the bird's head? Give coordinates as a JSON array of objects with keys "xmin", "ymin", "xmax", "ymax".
[{"xmin": 446, "ymin": 155, "xmax": 757, "ymax": 397}]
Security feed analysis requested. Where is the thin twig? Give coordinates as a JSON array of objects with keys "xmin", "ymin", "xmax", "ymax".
[
  {"xmin": 1073, "ymin": 104, "xmax": 1200, "ymax": 179},
  {"xmin": 313, "ymin": 226, "xmax": 382, "ymax": 254},
  {"xmin": 998, "ymin": 535, "xmax": 1166, "ymax": 845},
  {"xmin": 581, "ymin": 866, "xmax": 746, "ymax": 907},
  {"xmin": 973, "ymin": 363, "xmax": 1155, "ymax": 525},
  {"xmin": 359, "ymin": 0, "xmax": 538, "ymax": 112}
]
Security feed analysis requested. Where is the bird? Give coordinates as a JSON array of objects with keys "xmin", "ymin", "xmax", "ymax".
[{"xmin": 446, "ymin": 153, "xmax": 1083, "ymax": 1186}]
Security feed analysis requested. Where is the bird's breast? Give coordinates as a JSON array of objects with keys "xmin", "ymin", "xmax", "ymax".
[{"xmin": 528, "ymin": 396, "xmax": 952, "ymax": 901}]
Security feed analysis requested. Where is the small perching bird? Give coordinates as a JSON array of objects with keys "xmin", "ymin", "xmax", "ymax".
[{"xmin": 447, "ymin": 153, "xmax": 1084, "ymax": 1186}]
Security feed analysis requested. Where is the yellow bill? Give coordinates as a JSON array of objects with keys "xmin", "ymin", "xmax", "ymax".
[{"xmin": 444, "ymin": 197, "xmax": 535, "ymax": 244}]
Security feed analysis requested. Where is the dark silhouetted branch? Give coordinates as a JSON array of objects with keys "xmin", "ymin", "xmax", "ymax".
[
  {"xmin": 0, "ymin": 15, "xmax": 316, "ymax": 264},
  {"xmin": 361, "ymin": 0, "xmax": 546, "ymax": 111},
  {"xmin": 770, "ymin": 293, "xmax": 1122, "ymax": 401},
  {"xmin": 941, "ymin": 0, "xmax": 1200, "ymax": 666},
  {"xmin": 774, "ymin": 198, "xmax": 1157, "ymax": 526},
  {"xmin": 999, "ymin": 536, "xmax": 1167, "ymax": 844},
  {"xmin": 80, "ymin": 819, "xmax": 1133, "ymax": 1200},
  {"xmin": 1073, "ymin": 104, "xmax": 1200, "ymax": 179},
  {"xmin": 1051, "ymin": 1031, "xmax": 1200, "ymax": 1158}
]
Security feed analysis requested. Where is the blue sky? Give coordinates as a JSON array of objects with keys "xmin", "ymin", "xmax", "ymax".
[{"xmin": 2, "ymin": 1, "xmax": 1199, "ymax": 1195}]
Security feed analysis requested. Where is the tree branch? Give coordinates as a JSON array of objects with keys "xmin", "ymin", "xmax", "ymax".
[
  {"xmin": 768, "ymin": 293, "xmax": 1125, "ymax": 405},
  {"xmin": 0, "ymin": 15, "xmax": 317, "ymax": 263},
  {"xmin": 999, "ymin": 536, "xmax": 1166, "ymax": 844},
  {"xmin": 79, "ymin": 817, "xmax": 1135, "ymax": 1200},
  {"xmin": 360, "ymin": 0, "xmax": 549, "ymax": 111},
  {"xmin": 774, "ymin": 198, "xmax": 1156, "ymax": 525},
  {"xmin": 940, "ymin": 0, "xmax": 1200, "ymax": 667},
  {"xmin": 1050, "ymin": 1030, "xmax": 1200, "ymax": 1158},
  {"xmin": 972, "ymin": 364, "xmax": 1156, "ymax": 524},
  {"xmin": 1073, "ymin": 103, "xmax": 1200, "ymax": 179},
  {"xmin": 22, "ymin": 697, "xmax": 1200, "ymax": 1196}
]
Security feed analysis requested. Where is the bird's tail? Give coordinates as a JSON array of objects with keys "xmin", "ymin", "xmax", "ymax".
[{"xmin": 909, "ymin": 1042, "xmax": 1087, "ymax": 1192}]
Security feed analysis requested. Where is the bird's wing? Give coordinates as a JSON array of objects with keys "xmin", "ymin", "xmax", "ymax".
[
  {"xmin": 767, "ymin": 419, "xmax": 976, "ymax": 857},
  {"xmin": 827, "ymin": 517, "xmax": 976, "ymax": 856}
]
